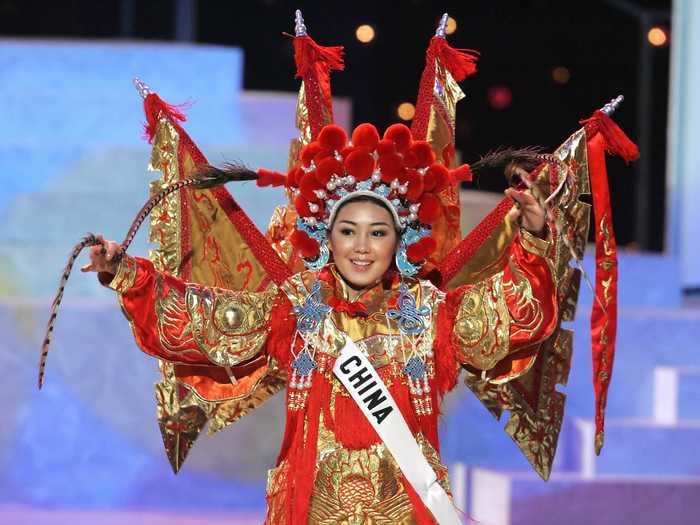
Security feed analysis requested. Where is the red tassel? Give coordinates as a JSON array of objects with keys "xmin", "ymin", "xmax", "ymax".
[
  {"xmin": 580, "ymin": 110, "xmax": 640, "ymax": 163},
  {"xmin": 450, "ymin": 163, "xmax": 473, "ymax": 182},
  {"xmin": 428, "ymin": 36, "xmax": 479, "ymax": 82},
  {"xmin": 143, "ymin": 93, "xmax": 188, "ymax": 143},
  {"xmin": 290, "ymin": 229, "xmax": 320, "ymax": 258},
  {"xmin": 256, "ymin": 168, "xmax": 286, "ymax": 188},
  {"xmin": 293, "ymin": 35, "xmax": 345, "ymax": 78},
  {"xmin": 406, "ymin": 237, "xmax": 437, "ymax": 263}
]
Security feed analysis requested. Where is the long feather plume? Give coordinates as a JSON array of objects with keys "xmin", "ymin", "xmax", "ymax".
[{"xmin": 38, "ymin": 162, "xmax": 258, "ymax": 389}]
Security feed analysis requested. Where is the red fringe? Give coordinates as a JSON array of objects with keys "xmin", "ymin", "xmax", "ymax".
[
  {"xmin": 407, "ymin": 236, "xmax": 437, "ymax": 263},
  {"xmin": 428, "ymin": 36, "xmax": 479, "ymax": 82},
  {"xmin": 288, "ymin": 375, "xmax": 327, "ymax": 525},
  {"xmin": 290, "ymin": 230, "xmax": 320, "ymax": 259},
  {"xmin": 433, "ymin": 293, "xmax": 460, "ymax": 398},
  {"xmin": 256, "ymin": 168, "xmax": 286, "ymax": 188},
  {"xmin": 580, "ymin": 110, "xmax": 640, "ymax": 163},
  {"xmin": 293, "ymin": 35, "xmax": 345, "ymax": 78},
  {"xmin": 143, "ymin": 93, "xmax": 188, "ymax": 143}
]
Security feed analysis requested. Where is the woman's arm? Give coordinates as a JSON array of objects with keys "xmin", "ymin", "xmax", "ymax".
[
  {"xmin": 448, "ymin": 226, "xmax": 558, "ymax": 379},
  {"xmin": 84, "ymin": 237, "xmax": 279, "ymax": 367}
]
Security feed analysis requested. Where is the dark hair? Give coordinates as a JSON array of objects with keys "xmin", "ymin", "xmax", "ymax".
[{"xmin": 329, "ymin": 195, "xmax": 401, "ymax": 232}]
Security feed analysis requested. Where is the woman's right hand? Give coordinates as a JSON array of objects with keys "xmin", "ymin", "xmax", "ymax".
[{"xmin": 80, "ymin": 234, "xmax": 122, "ymax": 274}]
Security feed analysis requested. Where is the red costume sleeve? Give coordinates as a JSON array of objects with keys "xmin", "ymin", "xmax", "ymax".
[
  {"xmin": 447, "ymin": 228, "xmax": 558, "ymax": 379},
  {"xmin": 101, "ymin": 255, "xmax": 278, "ymax": 367}
]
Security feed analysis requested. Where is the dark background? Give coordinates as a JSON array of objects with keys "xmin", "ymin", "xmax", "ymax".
[{"xmin": 0, "ymin": 0, "xmax": 671, "ymax": 250}]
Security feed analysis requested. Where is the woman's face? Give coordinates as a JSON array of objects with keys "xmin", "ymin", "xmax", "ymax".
[{"xmin": 328, "ymin": 200, "xmax": 398, "ymax": 292}]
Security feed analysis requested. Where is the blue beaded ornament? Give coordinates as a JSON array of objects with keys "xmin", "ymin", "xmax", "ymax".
[
  {"xmin": 386, "ymin": 284, "xmax": 431, "ymax": 335},
  {"xmin": 293, "ymin": 280, "xmax": 331, "ymax": 333}
]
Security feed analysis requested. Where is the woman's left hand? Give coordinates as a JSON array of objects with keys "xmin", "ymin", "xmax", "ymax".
[{"xmin": 505, "ymin": 187, "xmax": 546, "ymax": 235}]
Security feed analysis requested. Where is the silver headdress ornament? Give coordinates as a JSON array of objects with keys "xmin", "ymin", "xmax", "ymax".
[
  {"xmin": 294, "ymin": 9, "xmax": 307, "ymax": 37},
  {"xmin": 601, "ymin": 95, "xmax": 624, "ymax": 116},
  {"xmin": 133, "ymin": 77, "xmax": 152, "ymax": 99},
  {"xmin": 435, "ymin": 13, "xmax": 449, "ymax": 38}
]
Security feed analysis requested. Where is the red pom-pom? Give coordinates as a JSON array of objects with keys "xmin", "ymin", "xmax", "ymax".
[
  {"xmin": 299, "ymin": 175, "xmax": 323, "ymax": 202},
  {"xmin": 295, "ymin": 195, "xmax": 313, "ymax": 217},
  {"xmin": 418, "ymin": 193, "xmax": 442, "ymax": 223},
  {"xmin": 344, "ymin": 149, "xmax": 375, "ymax": 181},
  {"xmin": 315, "ymin": 157, "xmax": 344, "ymax": 185},
  {"xmin": 352, "ymin": 123, "xmax": 380, "ymax": 150},
  {"xmin": 286, "ymin": 166, "xmax": 302, "ymax": 187},
  {"xmin": 318, "ymin": 124, "xmax": 348, "ymax": 152},
  {"xmin": 384, "ymin": 124, "xmax": 413, "ymax": 153},
  {"xmin": 377, "ymin": 139, "xmax": 397, "ymax": 156},
  {"xmin": 378, "ymin": 152, "xmax": 404, "ymax": 183},
  {"xmin": 291, "ymin": 229, "xmax": 320, "ymax": 259},
  {"xmin": 423, "ymin": 164, "xmax": 449, "ymax": 193},
  {"xmin": 301, "ymin": 142, "xmax": 322, "ymax": 167},
  {"xmin": 340, "ymin": 145, "xmax": 354, "ymax": 159},
  {"xmin": 406, "ymin": 236, "xmax": 437, "ymax": 263},
  {"xmin": 408, "ymin": 141, "xmax": 436, "ymax": 168},
  {"xmin": 402, "ymin": 169, "xmax": 425, "ymax": 201},
  {"xmin": 256, "ymin": 168, "xmax": 287, "ymax": 188},
  {"xmin": 450, "ymin": 163, "xmax": 473, "ymax": 182}
]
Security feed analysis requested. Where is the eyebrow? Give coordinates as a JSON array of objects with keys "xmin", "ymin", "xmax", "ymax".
[{"xmin": 338, "ymin": 220, "xmax": 391, "ymax": 227}]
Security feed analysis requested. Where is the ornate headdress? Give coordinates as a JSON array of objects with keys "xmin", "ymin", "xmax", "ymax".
[
  {"xmin": 258, "ymin": 121, "xmax": 475, "ymax": 275},
  {"xmin": 257, "ymin": 11, "xmax": 478, "ymax": 277}
]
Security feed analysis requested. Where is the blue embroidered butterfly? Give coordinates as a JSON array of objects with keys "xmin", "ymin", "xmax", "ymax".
[
  {"xmin": 294, "ymin": 280, "xmax": 331, "ymax": 333},
  {"xmin": 386, "ymin": 284, "xmax": 431, "ymax": 335}
]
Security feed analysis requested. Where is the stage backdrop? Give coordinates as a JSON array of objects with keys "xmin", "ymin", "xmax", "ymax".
[{"xmin": 667, "ymin": 0, "xmax": 700, "ymax": 292}]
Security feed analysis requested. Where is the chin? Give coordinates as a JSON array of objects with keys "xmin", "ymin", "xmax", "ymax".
[{"xmin": 337, "ymin": 259, "xmax": 388, "ymax": 289}]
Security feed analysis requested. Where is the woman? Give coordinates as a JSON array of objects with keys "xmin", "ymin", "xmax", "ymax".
[{"xmin": 82, "ymin": 122, "xmax": 557, "ymax": 525}]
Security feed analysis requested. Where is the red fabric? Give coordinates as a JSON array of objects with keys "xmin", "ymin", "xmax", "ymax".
[
  {"xmin": 117, "ymin": 257, "xmax": 210, "ymax": 363},
  {"xmin": 411, "ymin": 36, "xmax": 479, "ymax": 141},
  {"xmin": 436, "ymin": 197, "xmax": 513, "ymax": 286},
  {"xmin": 586, "ymin": 132, "xmax": 620, "ymax": 453},
  {"xmin": 327, "ymin": 296, "xmax": 368, "ymax": 317},
  {"xmin": 292, "ymin": 35, "xmax": 344, "ymax": 140},
  {"xmin": 406, "ymin": 236, "xmax": 437, "ymax": 263},
  {"xmin": 289, "ymin": 230, "xmax": 320, "ymax": 258}
]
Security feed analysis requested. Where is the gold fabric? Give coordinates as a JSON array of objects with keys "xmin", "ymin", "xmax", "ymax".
[
  {"xmin": 184, "ymin": 283, "xmax": 277, "ymax": 368},
  {"xmin": 445, "ymin": 215, "xmax": 518, "ymax": 289},
  {"xmin": 148, "ymin": 119, "xmax": 182, "ymax": 275},
  {"xmin": 461, "ymin": 128, "xmax": 590, "ymax": 480},
  {"xmin": 453, "ymin": 273, "xmax": 510, "ymax": 370},
  {"xmin": 155, "ymin": 361, "xmax": 209, "ymax": 473},
  {"xmin": 107, "ymin": 254, "xmax": 138, "ymax": 294},
  {"xmin": 145, "ymin": 117, "xmax": 284, "ymax": 471}
]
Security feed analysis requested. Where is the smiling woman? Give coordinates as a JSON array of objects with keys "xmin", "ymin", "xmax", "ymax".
[{"xmin": 328, "ymin": 198, "xmax": 399, "ymax": 298}]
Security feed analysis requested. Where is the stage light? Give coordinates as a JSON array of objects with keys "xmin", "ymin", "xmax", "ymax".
[
  {"xmin": 647, "ymin": 26, "xmax": 668, "ymax": 47},
  {"xmin": 446, "ymin": 16, "xmax": 457, "ymax": 35},
  {"xmin": 397, "ymin": 102, "xmax": 416, "ymax": 121},
  {"xmin": 552, "ymin": 66, "xmax": 571, "ymax": 85},
  {"xmin": 356, "ymin": 24, "xmax": 375, "ymax": 44},
  {"xmin": 487, "ymin": 85, "xmax": 512, "ymax": 110}
]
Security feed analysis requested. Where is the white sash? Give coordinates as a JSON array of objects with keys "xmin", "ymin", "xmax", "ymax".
[{"xmin": 333, "ymin": 337, "xmax": 462, "ymax": 525}]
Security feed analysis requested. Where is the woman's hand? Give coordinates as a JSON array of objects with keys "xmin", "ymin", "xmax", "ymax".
[
  {"xmin": 505, "ymin": 188, "xmax": 546, "ymax": 236},
  {"xmin": 80, "ymin": 234, "xmax": 122, "ymax": 274}
]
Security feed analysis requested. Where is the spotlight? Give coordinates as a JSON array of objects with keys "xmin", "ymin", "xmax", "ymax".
[
  {"xmin": 552, "ymin": 66, "xmax": 571, "ymax": 85},
  {"xmin": 647, "ymin": 26, "xmax": 668, "ymax": 47},
  {"xmin": 397, "ymin": 102, "xmax": 416, "ymax": 121},
  {"xmin": 487, "ymin": 85, "xmax": 512, "ymax": 110},
  {"xmin": 356, "ymin": 24, "xmax": 375, "ymax": 44},
  {"xmin": 446, "ymin": 17, "xmax": 457, "ymax": 35}
]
